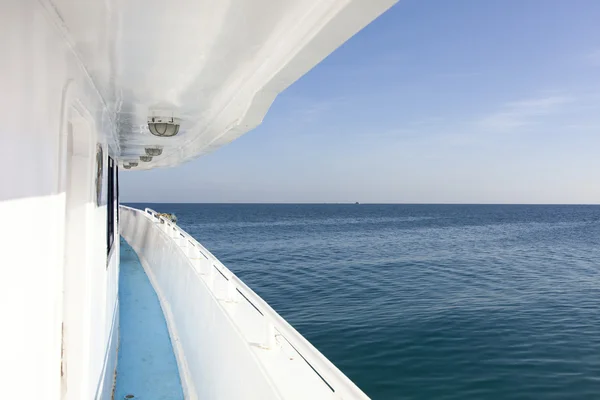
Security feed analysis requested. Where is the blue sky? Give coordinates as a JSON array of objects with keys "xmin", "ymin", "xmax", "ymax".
[{"xmin": 121, "ymin": 0, "xmax": 600, "ymax": 204}]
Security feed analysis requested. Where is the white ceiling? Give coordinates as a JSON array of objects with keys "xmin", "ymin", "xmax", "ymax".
[{"xmin": 51, "ymin": 0, "xmax": 397, "ymax": 170}]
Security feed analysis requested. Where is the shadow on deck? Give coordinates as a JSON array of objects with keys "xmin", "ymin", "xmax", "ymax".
[{"xmin": 115, "ymin": 237, "xmax": 184, "ymax": 400}]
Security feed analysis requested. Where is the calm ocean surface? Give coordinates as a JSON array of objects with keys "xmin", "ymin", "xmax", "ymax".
[{"xmin": 127, "ymin": 204, "xmax": 600, "ymax": 399}]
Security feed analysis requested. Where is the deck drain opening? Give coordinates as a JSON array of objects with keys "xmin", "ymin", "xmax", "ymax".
[{"xmin": 125, "ymin": 395, "xmax": 134, "ymax": 399}]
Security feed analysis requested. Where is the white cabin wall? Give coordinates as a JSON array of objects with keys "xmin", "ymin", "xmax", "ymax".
[{"xmin": 0, "ymin": 1, "xmax": 119, "ymax": 399}]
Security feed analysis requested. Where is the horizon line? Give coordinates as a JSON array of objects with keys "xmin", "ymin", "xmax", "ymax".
[{"xmin": 122, "ymin": 201, "xmax": 600, "ymax": 206}]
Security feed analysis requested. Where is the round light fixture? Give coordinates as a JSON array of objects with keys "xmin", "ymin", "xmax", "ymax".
[
  {"xmin": 128, "ymin": 161, "xmax": 139, "ymax": 167},
  {"xmin": 123, "ymin": 164, "xmax": 131, "ymax": 169},
  {"xmin": 147, "ymin": 116, "xmax": 180, "ymax": 137},
  {"xmin": 140, "ymin": 155, "xmax": 153, "ymax": 162},
  {"xmin": 145, "ymin": 147, "xmax": 163, "ymax": 156}
]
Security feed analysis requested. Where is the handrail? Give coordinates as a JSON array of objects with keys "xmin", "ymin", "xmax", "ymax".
[{"xmin": 123, "ymin": 206, "xmax": 368, "ymax": 399}]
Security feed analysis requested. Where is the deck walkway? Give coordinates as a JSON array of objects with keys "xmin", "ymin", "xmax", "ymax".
[{"xmin": 115, "ymin": 238, "xmax": 184, "ymax": 400}]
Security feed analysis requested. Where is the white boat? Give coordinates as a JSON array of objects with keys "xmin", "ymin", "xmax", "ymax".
[{"xmin": 1, "ymin": 1, "xmax": 396, "ymax": 398}]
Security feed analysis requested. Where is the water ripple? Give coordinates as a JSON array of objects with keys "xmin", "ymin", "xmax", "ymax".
[{"xmin": 130, "ymin": 203, "xmax": 600, "ymax": 399}]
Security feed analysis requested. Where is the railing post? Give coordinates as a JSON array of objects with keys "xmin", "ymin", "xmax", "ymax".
[
  {"xmin": 186, "ymin": 242, "xmax": 196, "ymax": 258},
  {"xmin": 227, "ymin": 279, "xmax": 238, "ymax": 302},
  {"xmin": 178, "ymin": 235, "xmax": 188, "ymax": 249},
  {"xmin": 264, "ymin": 321, "xmax": 276, "ymax": 350},
  {"xmin": 188, "ymin": 246, "xmax": 206, "ymax": 274},
  {"xmin": 207, "ymin": 265, "xmax": 215, "ymax": 289}
]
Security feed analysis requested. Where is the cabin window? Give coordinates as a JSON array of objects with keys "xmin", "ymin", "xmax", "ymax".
[
  {"xmin": 107, "ymin": 157, "xmax": 115, "ymax": 255},
  {"xmin": 116, "ymin": 165, "xmax": 119, "ymax": 222}
]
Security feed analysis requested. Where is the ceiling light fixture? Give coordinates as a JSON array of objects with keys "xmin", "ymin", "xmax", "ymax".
[
  {"xmin": 140, "ymin": 155, "xmax": 153, "ymax": 162},
  {"xmin": 147, "ymin": 115, "xmax": 180, "ymax": 137},
  {"xmin": 145, "ymin": 147, "xmax": 163, "ymax": 156}
]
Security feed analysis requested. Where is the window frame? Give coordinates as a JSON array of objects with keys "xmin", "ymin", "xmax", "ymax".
[{"xmin": 107, "ymin": 156, "xmax": 115, "ymax": 256}]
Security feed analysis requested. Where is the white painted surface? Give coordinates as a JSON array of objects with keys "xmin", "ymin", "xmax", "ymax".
[
  {"xmin": 44, "ymin": 0, "xmax": 397, "ymax": 170},
  {"xmin": 121, "ymin": 206, "xmax": 370, "ymax": 399},
  {"xmin": 1, "ymin": 0, "xmax": 394, "ymax": 397},
  {"xmin": 0, "ymin": 1, "xmax": 119, "ymax": 398}
]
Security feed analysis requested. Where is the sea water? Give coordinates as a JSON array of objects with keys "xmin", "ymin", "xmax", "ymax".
[{"xmin": 127, "ymin": 203, "xmax": 600, "ymax": 399}]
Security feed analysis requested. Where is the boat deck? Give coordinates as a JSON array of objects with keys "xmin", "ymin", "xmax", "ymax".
[{"xmin": 115, "ymin": 238, "xmax": 184, "ymax": 400}]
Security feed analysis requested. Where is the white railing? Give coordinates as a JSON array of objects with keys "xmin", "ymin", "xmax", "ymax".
[{"xmin": 121, "ymin": 205, "xmax": 369, "ymax": 399}]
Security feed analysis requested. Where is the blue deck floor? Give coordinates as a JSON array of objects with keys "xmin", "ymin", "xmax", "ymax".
[{"xmin": 115, "ymin": 238, "xmax": 184, "ymax": 400}]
